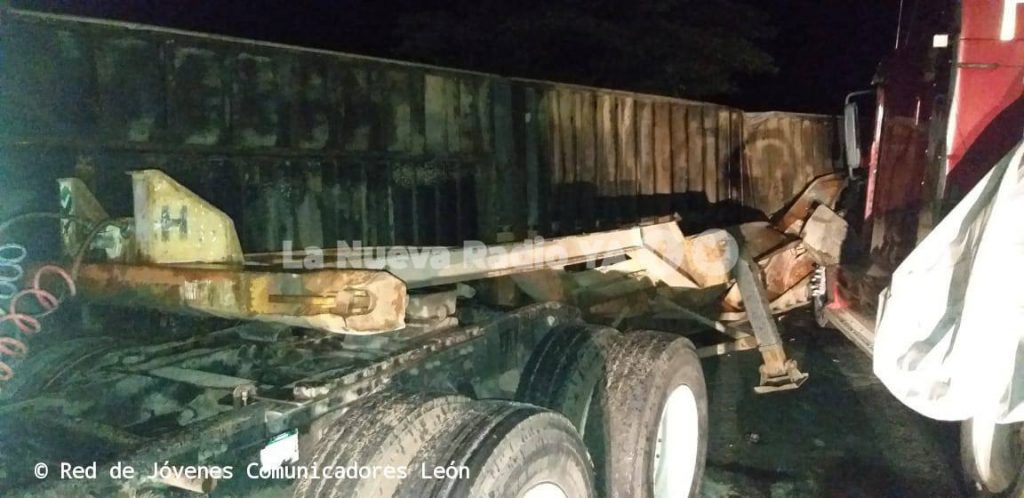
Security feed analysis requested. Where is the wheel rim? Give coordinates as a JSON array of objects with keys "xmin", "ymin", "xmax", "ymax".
[
  {"xmin": 969, "ymin": 419, "xmax": 1023, "ymax": 493},
  {"xmin": 653, "ymin": 385, "xmax": 700, "ymax": 497},
  {"xmin": 522, "ymin": 482, "xmax": 569, "ymax": 498}
]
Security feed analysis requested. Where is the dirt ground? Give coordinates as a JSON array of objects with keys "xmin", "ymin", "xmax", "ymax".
[{"xmin": 700, "ymin": 310, "xmax": 967, "ymax": 498}]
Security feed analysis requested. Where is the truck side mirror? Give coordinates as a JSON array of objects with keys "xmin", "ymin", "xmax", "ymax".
[{"xmin": 844, "ymin": 102, "xmax": 862, "ymax": 173}]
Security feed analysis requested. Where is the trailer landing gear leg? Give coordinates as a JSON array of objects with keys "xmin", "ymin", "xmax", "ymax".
[{"xmin": 734, "ymin": 252, "xmax": 809, "ymax": 394}]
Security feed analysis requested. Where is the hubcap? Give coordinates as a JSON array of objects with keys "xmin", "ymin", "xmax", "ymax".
[
  {"xmin": 653, "ymin": 385, "xmax": 700, "ymax": 497},
  {"xmin": 522, "ymin": 482, "xmax": 569, "ymax": 498}
]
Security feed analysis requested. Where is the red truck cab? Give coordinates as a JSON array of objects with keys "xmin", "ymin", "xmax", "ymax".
[
  {"xmin": 828, "ymin": 1, "xmax": 1024, "ymax": 495},
  {"xmin": 830, "ymin": 0, "xmax": 1024, "ymax": 338}
]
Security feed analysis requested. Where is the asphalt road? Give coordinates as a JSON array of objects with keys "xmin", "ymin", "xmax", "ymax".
[{"xmin": 700, "ymin": 310, "xmax": 966, "ymax": 498}]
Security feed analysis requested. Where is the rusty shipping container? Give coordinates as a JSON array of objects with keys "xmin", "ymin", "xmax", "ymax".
[{"xmin": 0, "ymin": 8, "xmax": 840, "ymax": 251}]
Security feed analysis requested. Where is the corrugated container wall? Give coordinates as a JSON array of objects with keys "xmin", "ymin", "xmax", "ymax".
[{"xmin": 0, "ymin": 9, "xmax": 839, "ymax": 252}]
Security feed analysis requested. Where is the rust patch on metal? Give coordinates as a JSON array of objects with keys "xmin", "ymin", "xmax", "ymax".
[
  {"xmin": 76, "ymin": 263, "xmax": 407, "ymax": 334},
  {"xmin": 721, "ymin": 240, "xmax": 816, "ymax": 313},
  {"xmin": 774, "ymin": 173, "xmax": 846, "ymax": 235}
]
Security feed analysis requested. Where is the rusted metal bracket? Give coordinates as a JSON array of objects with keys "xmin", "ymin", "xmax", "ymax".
[
  {"xmin": 58, "ymin": 177, "xmax": 127, "ymax": 259},
  {"xmin": 61, "ymin": 172, "xmax": 408, "ymax": 334},
  {"xmin": 734, "ymin": 250, "xmax": 809, "ymax": 394},
  {"xmin": 59, "ymin": 170, "xmax": 246, "ymax": 265},
  {"xmin": 754, "ymin": 344, "xmax": 809, "ymax": 394},
  {"xmin": 130, "ymin": 170, "xmax": 244, "ymax": 265},
  {"xmin": 76, "ymin": 262, "xmax": 407, "ymax": 334}
]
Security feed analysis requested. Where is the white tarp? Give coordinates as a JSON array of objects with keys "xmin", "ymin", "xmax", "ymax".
[{"xmin": 874, "ymin": 140, "xmax": 1024, "ymax": 424}]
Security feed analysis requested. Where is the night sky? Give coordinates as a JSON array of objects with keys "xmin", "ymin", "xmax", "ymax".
[
  {"xmin": 729, "ymin": 0, "xmax": 902, "ymax": 113},
  {"xmin": 11, "ymin": 0, "xmax": 903, "ymax": 115}
]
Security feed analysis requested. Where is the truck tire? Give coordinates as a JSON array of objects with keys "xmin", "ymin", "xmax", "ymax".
[
  {"xmin": 961, "ymin": 417, "xmax": 1024, "ymax": 496},
  {"xmin": 596, "ymin": 331, "xmax": 708, "ymax": 498},
  {"xmin": 396, "ymin": 400, "xmax": 596, "ymax": 498},
  {"xmin": 516, "ymin": 322, "xmax": 619, "ymax": 433},
  {"xmin": 293, "ymin": 391, "xmax": 471, "ymax": 498}
]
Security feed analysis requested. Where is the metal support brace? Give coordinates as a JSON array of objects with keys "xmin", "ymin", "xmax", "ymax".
[{"xmin": 734, "ymin": 251, "xmax": 809, "ymax": 393}]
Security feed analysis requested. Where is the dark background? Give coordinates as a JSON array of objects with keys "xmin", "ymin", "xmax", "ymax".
[{"xmin": 8, "ymin": 0, "xmax": 902, "ymax": 114}]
